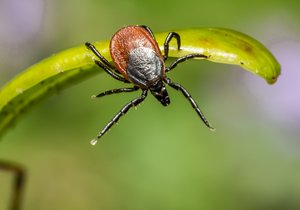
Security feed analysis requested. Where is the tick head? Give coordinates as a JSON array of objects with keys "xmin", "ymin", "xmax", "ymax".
[{"xmin": 150, "ymin": 80, "xmax": 170, "ymax": 106}]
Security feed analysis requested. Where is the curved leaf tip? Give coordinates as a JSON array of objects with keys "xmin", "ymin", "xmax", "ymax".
[{"xmin": 161, "ymin": 28, "xmax": 280, "ymax": 84}]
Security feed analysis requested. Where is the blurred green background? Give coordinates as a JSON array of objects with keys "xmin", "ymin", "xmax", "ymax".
[{"xmin": 0, "ymin": 0, "xmax": 300, "ymax": 209}]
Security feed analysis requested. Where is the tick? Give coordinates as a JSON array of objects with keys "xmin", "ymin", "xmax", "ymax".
[{"xmin": 86, "ymin": 25, "xmax": 214, "ymax": 144}]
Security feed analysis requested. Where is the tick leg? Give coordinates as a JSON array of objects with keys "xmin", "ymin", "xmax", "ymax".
[
  {"xmin": 0, "ymin": 161, "xmax": 25, "ymax": 210},
  {"xmin": 164, "ymin": 32, "xmax": 181, "ymax": 61},
  {"xmin": 94, "ymin": 60, "xmax": 129, "ymax": 83},
  {"xmin": 164, "ymin": 78, "xmax": 215, "ymax": 131},
  {"xmin": 91, "ymin": 90, "xmax": 148, "ymax": 144},
  {"xmin": 139, "ymin": 25, "xmax": 155, "ymax": 39},
  {"xmin": 85, "ymin": 42, "xmax": 128, "ymax": 82},
  {"xmin": 165, "ymin": 53, "xmax": 207, "ymax": 72},
  {"xmin": 92, "ymin": 86, "xmax": 139, "ymax": 98},
  {"xmin": 85, "ymin": 42, "xmax": 115, "ymax": 70}
]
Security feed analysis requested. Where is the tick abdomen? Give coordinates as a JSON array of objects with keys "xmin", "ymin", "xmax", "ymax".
[{"xmin": 127, "ymin": 47, "xmax": 164, "ymax": 89}]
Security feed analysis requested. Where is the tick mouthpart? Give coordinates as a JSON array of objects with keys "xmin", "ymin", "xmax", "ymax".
[{"xmin": 149, "ymin": 80, "xmax": 170, "ymax": 106}]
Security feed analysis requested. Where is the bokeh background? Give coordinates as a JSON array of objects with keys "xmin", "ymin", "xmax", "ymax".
[{"xmin": 0, "ymin": 0, "xmax": 300, "ymax": 209}]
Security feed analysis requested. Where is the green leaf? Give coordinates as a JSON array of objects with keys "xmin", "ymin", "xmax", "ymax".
[{"xmin": 0, "ymin": 27, "xmax": 280, "ymax": 138}]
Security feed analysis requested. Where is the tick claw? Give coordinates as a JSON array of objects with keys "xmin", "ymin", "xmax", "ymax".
[{"xmin": 90, "ymin": 139, "xmax": 98, "ymax": 146}]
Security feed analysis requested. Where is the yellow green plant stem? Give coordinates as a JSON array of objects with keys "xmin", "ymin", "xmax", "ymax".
[{"xmin": 0, "ymin": 28, "xmax": 280, "ymax": 138}]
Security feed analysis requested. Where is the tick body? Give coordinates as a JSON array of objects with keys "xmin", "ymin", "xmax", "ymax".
[
  {"xmin": 86, "ymin": 25, "xmax": 214, "ymax": 144},
  {"xmin": 111, "ymin": 26, "xmax": 164, "ymax": 89}
]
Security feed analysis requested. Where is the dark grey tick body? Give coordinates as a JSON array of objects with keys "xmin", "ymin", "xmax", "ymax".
[
  {"xmin": 85, "ymin": 25, "xmax": 214, "ymax": 144},
  {"xmin": 127, "ymin": 47, "xmax": 169, "ymax": 105}
]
